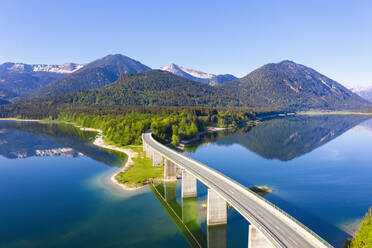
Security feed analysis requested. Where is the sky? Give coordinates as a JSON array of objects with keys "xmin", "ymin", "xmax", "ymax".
[{"xmin": 1, "ymin": 0, "xmax": 371, "ymax": 86}]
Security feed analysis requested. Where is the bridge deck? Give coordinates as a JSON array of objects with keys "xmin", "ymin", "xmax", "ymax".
[{"xmin": 143, "ymin": 132, "xmax": 332, "ymax": 248}]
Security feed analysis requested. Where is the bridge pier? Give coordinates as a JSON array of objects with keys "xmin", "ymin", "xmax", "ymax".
[
  {"xmin": 164, "ymin": 159, "xmax": 177, "ymax": 181},
  {"xmin": 153, "ymin": 151, "xmax": 163, "ymax": 167},
  {"xmin": 181, "ymin": 170, "xmax": 197, "ymax": 198},
  {"xmin": 248, "ymin": 225, "xmax": 275, "ymax": 248},
  {"xmin": 144, "ymin": 144, "xmax": 152, "ymax": 158},
  {"xmin": 207, "ymin": 189, "xmax": 227, "ymax": 225}
]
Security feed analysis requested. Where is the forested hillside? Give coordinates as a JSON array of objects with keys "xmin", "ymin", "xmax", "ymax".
[{"xmin": 7, "ymin": 70, "xmax": 242, "ymax": 109}]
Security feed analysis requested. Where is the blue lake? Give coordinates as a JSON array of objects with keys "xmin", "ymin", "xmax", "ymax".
[
  {"xmin": 184, "ymin": 115, "xmax": 372, "ymax": 247},
  {"xmin": 0, "ymin": 115, "xmax": 371, "ymax": 247}
]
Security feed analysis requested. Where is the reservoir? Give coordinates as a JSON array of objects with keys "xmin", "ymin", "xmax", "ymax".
[{"xmin": 0, "ymin": 115, "xmax": 371, "ymax": 247}]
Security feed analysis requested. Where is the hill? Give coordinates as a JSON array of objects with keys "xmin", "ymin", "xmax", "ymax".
[
  {"xmin": 18, "ymin": 70, "xmax": 240, "ymax": 108},
  {"xmin": 0, "ymin": 62, "xmax": 82, "ymax": 101},
  {"xmin": 21, "ymin": 54, "xmax": 151, "ymax": 100},
  {"xmin": 228, "ymin": 60, "xmax": 371, "ymax": 110},
  {"xmin": 160, "ymin": 63, "xmax": 237, "ymax": 86}
]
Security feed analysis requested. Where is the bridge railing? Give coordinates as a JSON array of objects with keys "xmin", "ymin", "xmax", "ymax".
[{"xmin": 143, "ymin": 133, "xmax": 333, "ymax": 248}]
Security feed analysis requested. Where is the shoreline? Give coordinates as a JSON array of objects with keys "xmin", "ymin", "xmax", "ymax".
[
  {"xmin": 77, "ymin": 126, "xmax": 146, "ymax": 191},
  {"xmin": 298, "ymin": 111, "xmax": 372, "ymax": 116},
  {"xmin": 178, "ymin": 126, "xmax": 235, "ymax": 148},
  {"xmin": 0, "ymin": 118, "xmax": 40, "ymax": 122}
]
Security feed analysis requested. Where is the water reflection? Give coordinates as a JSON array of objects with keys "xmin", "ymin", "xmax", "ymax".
[
  {"xmin": 186, "ymin": 115, "xmax": 369, "ymax": 161},
  {"xmin": 207, "ymin": 225, "xmax": 226, "ymax": 248},
  {"xmin": 0, "ymin": 121, "xmax": 123, "ymax": 166},
  {"xmin": 151, "ymin": 181, "xmax": 209, "ymax": 248}
]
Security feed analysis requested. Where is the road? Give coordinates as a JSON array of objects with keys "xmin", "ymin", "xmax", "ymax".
[{"xmin": 143, "ymin": 132, "xmax": 332, "ymax": 248}]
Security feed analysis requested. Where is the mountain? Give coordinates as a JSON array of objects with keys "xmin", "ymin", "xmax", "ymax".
[
  {"xmin": 21, "ymin": 54, "xmax": 151, "ymax": 100},
  {"xmin": 228, "ymin": 60, "xmax": 371, "ymax": 110},
  {"xmin": 160, "ymin": 63, "xmax": 237, "ymax": 86},
  {"xmin": 349, "ymin": 85, "xmax": 372, "ymax": 102},
  {"xmin": 0, "ymin": 62, "xmax": 83, "ymax": 101}
]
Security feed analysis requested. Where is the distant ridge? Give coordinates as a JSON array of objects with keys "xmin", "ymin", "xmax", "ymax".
[
  {"xmin": 160, "ymin": 63, "xmax": 237, "ymax": 86},
  {"xmin": 349, "ymin": 85, "xmax": 372, "ymax": 102},
  {"xmin": 20, "ymin": 54, "xmax": 151, "ymax": 100}
]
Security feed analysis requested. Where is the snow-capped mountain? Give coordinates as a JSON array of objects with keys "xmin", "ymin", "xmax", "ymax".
[
  {"xmin": 5, "ymin": 62, "xmax": 84, "ymax": 74},
  {"xmin": 349, "ymin": 85, "xmax": 372, "ymax": 102},
  {"xmin": 162, "ymin": 64, "xmax": 214, "ymax": 79},
  {"xmin": 32, "ymin": 63, "xmax": 84, "ymax": 73},
  {"xmin": 0, "ymin": 62, "xmax": 85, "ymax": 102},
  {"xmin": 160, "ymin": 63, "xmax": 237, "ymax": 86}
]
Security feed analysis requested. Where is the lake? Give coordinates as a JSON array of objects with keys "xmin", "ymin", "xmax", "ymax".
[{"xmin": 0, "ymin": 115, "xmax": 371, "ymax": 247}]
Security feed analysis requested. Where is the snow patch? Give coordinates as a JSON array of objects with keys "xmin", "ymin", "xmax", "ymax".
[
  {"xmin": 160, "ymin": 63, "xmax": 215, "ymax": 79},
  {"xmin": 7, "ymin": 63, "xmax": 85, "ymax": 74}
]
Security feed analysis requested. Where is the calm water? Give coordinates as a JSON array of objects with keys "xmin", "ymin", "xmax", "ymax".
[
  {"xmin": 184, "ymin": 115, "xmax": 372, "ymax": 247},
  {"xmin": 0, "ymin": 116, "xmax": 371, "ymax": 248}
]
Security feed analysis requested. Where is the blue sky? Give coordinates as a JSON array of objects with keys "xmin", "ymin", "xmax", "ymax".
[{"xmin": 1, "ymin": 0, "xmax": 371, "ymax": 86}]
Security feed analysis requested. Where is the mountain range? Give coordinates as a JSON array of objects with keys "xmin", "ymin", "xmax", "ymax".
[
  {"xmin": 0, "ymin": 54, "xmax": 371, "ymax": 111},
  {"xmin": 160, "ymin": 63, "xmax": 237, "ymax": 86},
  {"xmin": 0, "ymin": 62, "xmax": 83, "ymax": 100}
]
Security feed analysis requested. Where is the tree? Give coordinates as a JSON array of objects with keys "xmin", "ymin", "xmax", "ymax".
[{"xmin": 172, "ymin": 134, "xmax": 180, "ymax": 146}]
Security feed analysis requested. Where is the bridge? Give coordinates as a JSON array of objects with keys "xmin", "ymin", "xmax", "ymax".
[{"xmin": 142, "ymin": 132, "xmax": 333, "ymax": 248}]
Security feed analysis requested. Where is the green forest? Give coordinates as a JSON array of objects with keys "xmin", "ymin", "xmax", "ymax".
[{"xmin": 56, "ymin": 107, "xmax": 262, "ymax": 146}]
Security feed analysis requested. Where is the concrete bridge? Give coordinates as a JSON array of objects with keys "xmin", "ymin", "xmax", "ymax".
[{"xmin": 142, "ymin": 132, "xmax": 333, "ymax": 248}]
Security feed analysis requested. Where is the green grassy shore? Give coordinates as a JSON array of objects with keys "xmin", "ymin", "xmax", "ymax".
[
  {"xmin": 114, "ymin": 146, "xmax": 164, "ymax": 188},
  {"xmin": 345, "ymin": 208, "xmax": 372, "ymax": 248}
]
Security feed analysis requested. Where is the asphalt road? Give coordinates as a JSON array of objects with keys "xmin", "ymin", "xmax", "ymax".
[{"xmin": 143, "ymin": 133, "xmax": 332, "ymax": 248}]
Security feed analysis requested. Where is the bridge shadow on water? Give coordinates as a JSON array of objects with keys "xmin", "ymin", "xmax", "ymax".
[
  {"xmin": 150, "ymin": 180, "xmax": 253, "ymax": 248},
  {"xmin": 150, "ymin": 180, "xmax": 350, "ymax": 248},
  {"xmin": 150, "ymin": 181, "xmax": 207, "ymax": 248}
]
